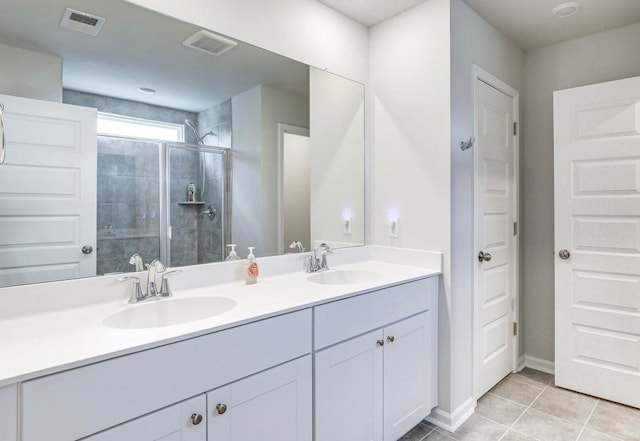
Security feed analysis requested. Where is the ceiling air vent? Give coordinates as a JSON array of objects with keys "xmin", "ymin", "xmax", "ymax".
[
  {"xmin": 60, "ymin": 8, "xmax": 105, "ymax": 36},
  {"xmin": 183, "ymin": 30, "xmax": 237, "ymax": 56}
]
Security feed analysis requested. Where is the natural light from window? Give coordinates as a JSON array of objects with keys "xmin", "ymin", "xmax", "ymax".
[{"xmin": 97, "ymin": 113, "xmax": 185, "ymax": 142}]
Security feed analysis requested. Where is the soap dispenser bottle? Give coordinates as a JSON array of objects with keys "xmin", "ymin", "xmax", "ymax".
[
  {"xmin": 225, "ymin": 244, "xmax": 240, "ymax": 261},
  {"xmin": 244, "ymin": 247, "xmax": 259, "ymax": 285}
]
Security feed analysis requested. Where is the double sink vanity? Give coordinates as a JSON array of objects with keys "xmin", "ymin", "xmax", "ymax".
[{"xmin": 0, "ymin": 246, "xmax": 441, "ymax": 441}]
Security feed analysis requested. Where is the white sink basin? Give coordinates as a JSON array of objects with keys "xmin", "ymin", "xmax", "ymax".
[
  {"xmin": 103, "ymin": 297, "xmax": 237, "ymax": 329},
  {"xmin": 307, "ymin": 270, "xmax": 379, "ymax": 285}
]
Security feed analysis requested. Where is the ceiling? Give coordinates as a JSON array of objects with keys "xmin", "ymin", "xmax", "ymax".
[
  {"xmin": 318, "ymin": 0, "xmax": 640, "ymax": 50},
  {"xmin": 0, "ymin": 0, "xmax": 309, "ymax": 112}
]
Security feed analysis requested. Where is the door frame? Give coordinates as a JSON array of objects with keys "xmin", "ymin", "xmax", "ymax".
[
  {"xmin": 276, "ymin": 123, "xmax": 310, "ymax": 254},
  {"xmin": 472, "ymin": 65, "xmax": 521, "ymax": 399}
]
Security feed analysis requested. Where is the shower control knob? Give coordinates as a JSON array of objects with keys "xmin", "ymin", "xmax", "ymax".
[
  {"xmin": 216, "ymin": 403, "xmax": 228, "ymax": 415},
  {"xmin": 82, "ymin": 245, "xmax": 93, "ymax": 255}
]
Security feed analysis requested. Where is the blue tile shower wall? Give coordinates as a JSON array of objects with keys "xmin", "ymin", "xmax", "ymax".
[
  {"xmin": 96, "ymin": 137, "xmax": 161, "ymax": 275},
  {"xmin": 63, "ymin": 90, "xmax": 229, "ymax": 272}
]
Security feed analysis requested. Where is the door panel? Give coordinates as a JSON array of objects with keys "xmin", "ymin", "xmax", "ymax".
[
  {"xmin": 84, "ymin": 395, "xmax": 206, "ymax": 441},
  {"xmin": 0, "ymin": 94, "xmax": 96, "ymax": 287},
  {"xmin": 554, "ymin": 75, "xmax": 640, "ymax": 408},
  {"xmin": 383, "ymin": 312, "xmax": 432, "ymax": 441},
  {"xmin": 315, "ymin": 329, "xmax": 384, "ymax": 441},
  {"xmin": 474, "ymin": 79, "xmax": 516, "ymax": 398},
  {"xmin": 208, "ymin": 356, "xmax": 312, "ymax": 441}
]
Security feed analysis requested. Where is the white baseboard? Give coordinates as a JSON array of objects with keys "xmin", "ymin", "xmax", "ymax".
[
  {"xmin": 425, "ymin": 397, "xmax": 475, "ymax": 432},
  {"xmin": 523, "ymin": 355, "xmax": 555, "ymax": 375},
  {"xmin": 517, "ymin": 355, "xmax": 525, "ymax": 372}
]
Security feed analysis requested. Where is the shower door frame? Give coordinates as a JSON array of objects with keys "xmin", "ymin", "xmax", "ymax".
[{"xmin": 161, "ymin": 143, "xmax": 232, "ymax": 266}]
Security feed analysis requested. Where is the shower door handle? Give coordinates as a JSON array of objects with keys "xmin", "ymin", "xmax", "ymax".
[{"xmin": 0, "ymin": 103, "xmax": 6, "ymax": 164}]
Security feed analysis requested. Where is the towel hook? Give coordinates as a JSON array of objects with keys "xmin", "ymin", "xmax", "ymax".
[{"xmin": 460, "ymin": 137, "xmax": 475, "ymax": 151}]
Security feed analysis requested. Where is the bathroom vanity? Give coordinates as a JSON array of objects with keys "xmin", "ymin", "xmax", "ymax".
[{"xmin": 0, "ymin": 247, "xmax": 440, "ymax": 441}]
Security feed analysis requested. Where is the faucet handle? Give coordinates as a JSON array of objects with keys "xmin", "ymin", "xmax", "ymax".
[
  {"xmin": 117, "ymin": 276, "xmax": 146, "ymax": 303},
  {"xmin": 159, "ymin": 269, "xmax": 182, "ymax": 297},
  {"xmin": 145, "ymin": 259, "xmax": 166, "ymax": 272}
]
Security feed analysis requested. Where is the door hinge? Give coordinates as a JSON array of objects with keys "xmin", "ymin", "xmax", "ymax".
[
  {"xmin": 513, "ymin": 222, "xmax": 518, "ymax": 236},
  {"xmin": 513, "ymin": 122, "xmax": 518, "ymax": 136},
  {"xmin": 513, "ymin": 322, "xmax": 518, "ymax": 336}
]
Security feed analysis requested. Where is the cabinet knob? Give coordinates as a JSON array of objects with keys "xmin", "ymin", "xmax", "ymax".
[
  {"xmin": 216, "ymin": 403, "xmax": 228, "ymax": 415},
  {"xmin": 376, "ymin": 339, "xmax": 384, "ymax": 347},
  {"xmin": 387, "ymin": 336, "xmax": 395, "ymax": 343},
  {"xmin": 191, "ymin": 413, "xmax": 203, "ymax": 425}
]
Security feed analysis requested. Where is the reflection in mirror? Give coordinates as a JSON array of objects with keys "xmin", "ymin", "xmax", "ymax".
[{"xmin": 0, "ymin": 0, "xmax": 365, "ymax": 288}]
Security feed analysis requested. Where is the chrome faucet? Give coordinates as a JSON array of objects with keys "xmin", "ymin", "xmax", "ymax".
[
  {"xmin": 305, "ymin": 243, "xmax": 333, "ymax": 273},
  {"xmin": 145, "ymin": 259, "xmax": 165, "ymax": 297},
  {"xmin": 128, "ymin": 253, "xmax": 144, "ymax": 272},
  {"xmin": 289, "ymin": 240, "xmax": 305, "ymax": 253},
  {"xmin": 117, "ymin": 276, "xmax": 146, "ymax": 304},
  {"xmin": 159, "ymin": 269, "xmax": 182, "ymax": 297}
]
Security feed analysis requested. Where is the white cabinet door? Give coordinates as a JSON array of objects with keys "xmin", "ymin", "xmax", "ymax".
[
  {"xmin": 207, "ymin": 356, "xmax": 312, "ymax": 441},
  {"xmin": 315, "ymin": 329, "xmax": 384, "ymax": 441},
  {"xmin": 84, "ymin": 395, "xmax": 206, "ymax": 441},
  {"xmin": 383, "ymin": 312, "xmax": 432, "ymax": 441}
]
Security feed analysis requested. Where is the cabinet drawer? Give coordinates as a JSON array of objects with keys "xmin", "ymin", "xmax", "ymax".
[
  {"xmin": 314, "ymin": 278, "xmax": 436, "ymax": 349},
  {"xmin": 22, "ymin": 309, "xmax": 311, "ymax": 441}
]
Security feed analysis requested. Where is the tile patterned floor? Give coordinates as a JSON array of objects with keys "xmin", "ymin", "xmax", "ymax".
[{"xmin": 400, "ymin": 368, "xmax": 640, "ymax": 441}]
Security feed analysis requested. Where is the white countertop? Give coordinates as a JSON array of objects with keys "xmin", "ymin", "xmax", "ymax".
[{"xmin": 0, "ymin": 254, "xmax": 441, "ymax": 387}]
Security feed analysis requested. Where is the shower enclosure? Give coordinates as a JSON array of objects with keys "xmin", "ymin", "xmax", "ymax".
[{"xmin": 96, "ymin": 135, "xmax": 229, "ymax": 275}]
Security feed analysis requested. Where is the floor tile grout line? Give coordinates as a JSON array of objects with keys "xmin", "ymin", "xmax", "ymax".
[
  {"xmin": 418, "ymin": 427, "xmax": 435, "ymax": 441},
  {"xmin": 496, "ymin": 382, "xmax": 551, "ymax": 441},
  {"xmin": 575, "ymin": 398, "xmax": 600, "ymax": 441}
]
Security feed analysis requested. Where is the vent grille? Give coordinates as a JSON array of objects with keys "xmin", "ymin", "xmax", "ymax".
[
  {"xmin": 183, "ymin": 30, "xmax": 237, "ymax": 56},
  {"xmin": 60, "ymin": 8, "xmax": 105, "ymax": 36}
]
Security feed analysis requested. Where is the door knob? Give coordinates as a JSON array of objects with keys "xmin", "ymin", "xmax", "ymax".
[
  {"xmin": 478, "ymin": 251, "xmax": 492, "ymax": 262},
  {"xmin": 216, "ymin": 403, "xmax": 228, "ymax": 415},
  {"xmin": 190, "ymin": 413, "xmax": 203, "ymax": 425},
  {"xmin": 558, "ymin": 249, "xmax": 570, "ymax": 260},
  {"xmin": 82, "ymin": 245, "xmax": 93, "ymax": 255}
]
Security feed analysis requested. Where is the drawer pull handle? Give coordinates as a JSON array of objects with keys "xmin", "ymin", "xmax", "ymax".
[
  {"xmin": 376, "ymin": 339, "xmax": 384, "ymax": 347},
  {"xmin": 191, "ymin": 413, "xmax": 203, "ymax": 425},
  {"xmin": 216, "ymin": 403, "xmax": 228, "ymax": 415},
  {"xmin": 387, "ymin": 336, "xmax": 395, "ymax": 343}
]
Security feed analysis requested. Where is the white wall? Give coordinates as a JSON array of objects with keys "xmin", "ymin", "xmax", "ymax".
[
  {"xmin": 522, "ymin": 22, "xmax": 640, "ymax": 363},
  {"xmin": 283, "ymin": 133, "xmax": 311, "ymax": 249},
  {"xmin": 260, "ymin": 85, "xmax": 310, "ymax": 256},
  {"xmin": 124, "ymin": 0, "xmax": 368, "ymax": 84},
  {"xmin": 231, "ymin": 86, "xmax": 263, "ymax": 255},
  {"xmin": 0, "ymin": 43, "xmax": 62, "ymax": 102},
  {"xmin": 449, "ymin": 0, "xmax": 524, "ymax": 405},
  {"xmin": 310, "ymin": 67, "xmax": 365, "ymax": 249},
  {"xmin": 369, "ymin": 0, "xmax": 453, "ymax": 414}
]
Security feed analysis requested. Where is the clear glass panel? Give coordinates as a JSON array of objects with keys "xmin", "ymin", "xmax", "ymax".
[
  {"xmin": 96, "ymin": 136, "xmax": 162, "ymax": 275},
  {"xmin": 168, "ymin": 146, "xmax": 226, "ymax": 267}
]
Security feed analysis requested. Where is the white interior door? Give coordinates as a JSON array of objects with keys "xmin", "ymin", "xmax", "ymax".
[
  {"xmin": 554, "ymin": 76, "xmax": 640, "ymax": 409},
  {"xmin": 0, "ymin": 94, "xmax": 97, "ymax": 287},
  {"xmin": 474, "ymin": 74, "xmax": 517, "ymax": 399}
]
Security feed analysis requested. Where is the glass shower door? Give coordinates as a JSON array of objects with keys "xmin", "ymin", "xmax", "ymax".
[
  {"xmin": 166, "ymin": 144, "xmax": 227, "ymax": 267},
  {"xmin": 96, "ymin": 136, "xmax": 162, "ymax": 275}
]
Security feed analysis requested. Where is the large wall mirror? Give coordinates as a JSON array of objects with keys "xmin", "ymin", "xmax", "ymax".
[{"xmin": 0, "ymin": 0, "xmax": 365, "ymax": 288}]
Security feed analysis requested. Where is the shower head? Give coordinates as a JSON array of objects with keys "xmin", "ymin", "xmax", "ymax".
[{"xmin": 184, "ymin": 119, "xmax": 204, "ymax": 145}]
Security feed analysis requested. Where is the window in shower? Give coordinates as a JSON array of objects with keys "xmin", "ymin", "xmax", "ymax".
[{"xmin": 97, "ymin": 112, "xmax": 185, "ymax": 142}]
